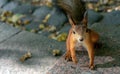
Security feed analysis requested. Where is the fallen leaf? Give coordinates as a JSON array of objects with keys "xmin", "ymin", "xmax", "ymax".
[
  {"xmin": 52, "ymin": 49, "xmax": 61, "ymax": 56},
  {"xmin": 57, "ymin": 32, "xmax": 68, "ymax": 41},
  {"xmin": 20, "ymin": 52, "xmax": 32, "ymax": 62}
]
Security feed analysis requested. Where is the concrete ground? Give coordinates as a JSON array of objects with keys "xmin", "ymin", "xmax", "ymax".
[
  {"xmin": 0, "ymin": 22, "xmax": 65, "ymax": 74},
  {"xmin": 0, "ymin": 19, "xmax": 120, "ymax": 74}
]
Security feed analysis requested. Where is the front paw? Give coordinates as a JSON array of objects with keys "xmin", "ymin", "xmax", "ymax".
[
  {"xmin": 72, "ymin": 57, "xmax": 78, "ymax": 64},
  {"xmin": 89, "ymin": 65, "xmax": 95, "ymax": 70},
  {"xmin": 64, "ymin": 52, "xmax": 72, "ymax": 61}
]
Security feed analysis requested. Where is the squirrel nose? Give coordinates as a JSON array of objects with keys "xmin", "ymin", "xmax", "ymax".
[{"xmin": 79, "ymin": 38, "xmax": 84, "ymax": 41}]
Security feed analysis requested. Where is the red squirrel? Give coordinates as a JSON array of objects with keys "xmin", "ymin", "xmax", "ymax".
[{"xmin": 58, "ymin": 0, "xmax": 99, "ymax": 69}]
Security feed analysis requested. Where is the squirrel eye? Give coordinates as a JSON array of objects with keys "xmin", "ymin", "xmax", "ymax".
[{"xmin": 73, "ymin": 31, "xmax": 76, "ymax": 34}]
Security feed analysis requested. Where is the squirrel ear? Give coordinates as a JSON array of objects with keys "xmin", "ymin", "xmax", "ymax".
[
  {"xmin": 68, "ymin": 15, "xmax": 76, "ymax": 27},
  {"xmin": 82, "ymin": 11, "xmax": 88, "ymax": 26}
]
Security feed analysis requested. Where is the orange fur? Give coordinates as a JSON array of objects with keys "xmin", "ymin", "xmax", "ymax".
[
  {"xmin": 64, "ymin": 17, "xmax": 99, "ymax": 70},
  {"xmin": 58, "ymin": 0, "xmax": 99, "ymax": 70}
]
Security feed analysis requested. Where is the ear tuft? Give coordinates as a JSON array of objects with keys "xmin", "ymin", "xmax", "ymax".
[
  {"xmin": 68, "ymin": 15, "xmax": 76, "ymax": 27},
  {"xmin": 82, "ymin": 11, "xmax": 88, "ymax": 26}
]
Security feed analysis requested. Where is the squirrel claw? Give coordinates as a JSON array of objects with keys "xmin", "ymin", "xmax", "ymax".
[
  {"xmin": 64, "ymin": 52, "xmax": 72, "ymax": 61},
  {"xmin": 65, "ymin": 57, "xmax": 72, "ymax": 62},
  {"xmin": 72, "ymin": 57, "xmax": 78, "ymax": 64},
  {"xmin": 89, "ymin": 65, "xmax": 95, "ymax": 70}
]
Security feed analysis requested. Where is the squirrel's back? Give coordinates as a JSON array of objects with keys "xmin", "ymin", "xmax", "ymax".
[{"xmin": 57, "ymin": 0, "xmax": 86, "ymax": 24}]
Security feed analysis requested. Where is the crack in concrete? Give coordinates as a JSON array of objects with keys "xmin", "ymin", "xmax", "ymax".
[{"xmin": 0, "ymin": 31, "xmax": 22, "ymax": 44}]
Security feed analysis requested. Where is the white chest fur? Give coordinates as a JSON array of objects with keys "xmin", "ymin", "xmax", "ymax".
[{"xmin": 75, "ymin": 41, "xmax": 87, "ymax": 51}]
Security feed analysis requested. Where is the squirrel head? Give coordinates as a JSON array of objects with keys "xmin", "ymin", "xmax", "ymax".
[{"xmin": 68, "ymin": 13, "xmax": 89, "ymax": 42}]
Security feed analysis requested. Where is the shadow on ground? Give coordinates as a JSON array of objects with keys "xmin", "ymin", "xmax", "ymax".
[
  {"xmin": 95, "ymin": 36, "xmax": 120, "ymax": 68},
  {"xmin": 91, "ymin": 23, "xmax": 120, "ymax": 68}
]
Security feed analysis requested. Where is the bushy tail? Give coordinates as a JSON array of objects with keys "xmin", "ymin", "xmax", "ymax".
[{"xmin": 57, "ymin": 0, "xmax": 86, "ymax": 24}]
